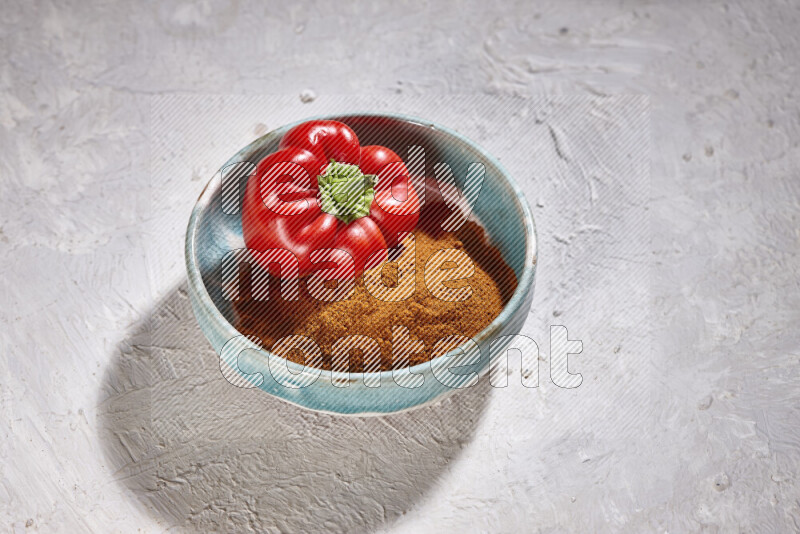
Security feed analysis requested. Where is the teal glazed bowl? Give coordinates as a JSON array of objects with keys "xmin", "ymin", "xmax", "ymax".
[{"xmin": 185, "ymin": 113, "xmax": 537, "ymax": 415}]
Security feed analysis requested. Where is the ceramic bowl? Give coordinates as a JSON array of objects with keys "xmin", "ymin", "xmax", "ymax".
[{"xmin": 185, "ymin": 112, "xmax": 537, "ymax": 415}]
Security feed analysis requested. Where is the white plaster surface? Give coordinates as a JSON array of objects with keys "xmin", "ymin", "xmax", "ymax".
[{"xmin": 1, "ymin": 1, "xmax": 799, "ymax": 532}]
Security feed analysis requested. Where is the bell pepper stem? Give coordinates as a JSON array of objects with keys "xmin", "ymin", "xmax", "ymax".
[{"xmin": 317, "ymin": 160, "xmax": 377, "ymax": 224}]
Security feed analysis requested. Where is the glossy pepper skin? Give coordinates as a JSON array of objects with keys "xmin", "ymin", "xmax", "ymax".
[{"xmin": 241, "ymin": 120, "xmax": 420, "ymax": 279}]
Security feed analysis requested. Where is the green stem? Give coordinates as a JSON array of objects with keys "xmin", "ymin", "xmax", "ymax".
[{"xmin": 317, "ymin": 160, "xmax": 378, "ymax": 224}]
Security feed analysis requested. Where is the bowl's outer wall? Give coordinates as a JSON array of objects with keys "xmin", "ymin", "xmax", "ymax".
[{"xmin": 186, "ymin": 114, "xmax": 536, "ymax": 415}]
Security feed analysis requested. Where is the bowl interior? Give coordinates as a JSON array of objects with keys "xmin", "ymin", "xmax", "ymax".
[{"xmin": 190, "ymin": 113, "xmax": 535, "ymax": 376}]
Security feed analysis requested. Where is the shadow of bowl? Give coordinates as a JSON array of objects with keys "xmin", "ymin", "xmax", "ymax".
[{"xmin": 98, "ymin": 282, "xmax": 491, "ymax": 532}]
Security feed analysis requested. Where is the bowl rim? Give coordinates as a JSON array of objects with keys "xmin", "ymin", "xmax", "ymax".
[{"xmin": 185, "ymin": 111, "xmax": 537, "ymax": 385}]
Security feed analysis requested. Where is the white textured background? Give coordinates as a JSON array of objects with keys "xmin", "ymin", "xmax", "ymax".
[{"xmin": 1, "ymin": 1, "xmax": 799, "ymax": 533}]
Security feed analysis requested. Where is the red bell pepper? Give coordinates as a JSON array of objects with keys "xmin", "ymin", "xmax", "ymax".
[{"xmin": 241, "ymin": 120, "xmax": 420, "ymax": 279}]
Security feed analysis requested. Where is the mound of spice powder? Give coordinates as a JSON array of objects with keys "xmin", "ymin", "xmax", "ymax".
[{"xmin": 231, "ymin": 219, "xmax": 517, "ymax": 373}]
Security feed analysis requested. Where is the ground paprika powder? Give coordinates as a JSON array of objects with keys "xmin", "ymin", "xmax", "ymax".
[{"xmin": 232, "ymin": 218, "xmax": 517, "ymax": 373}]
